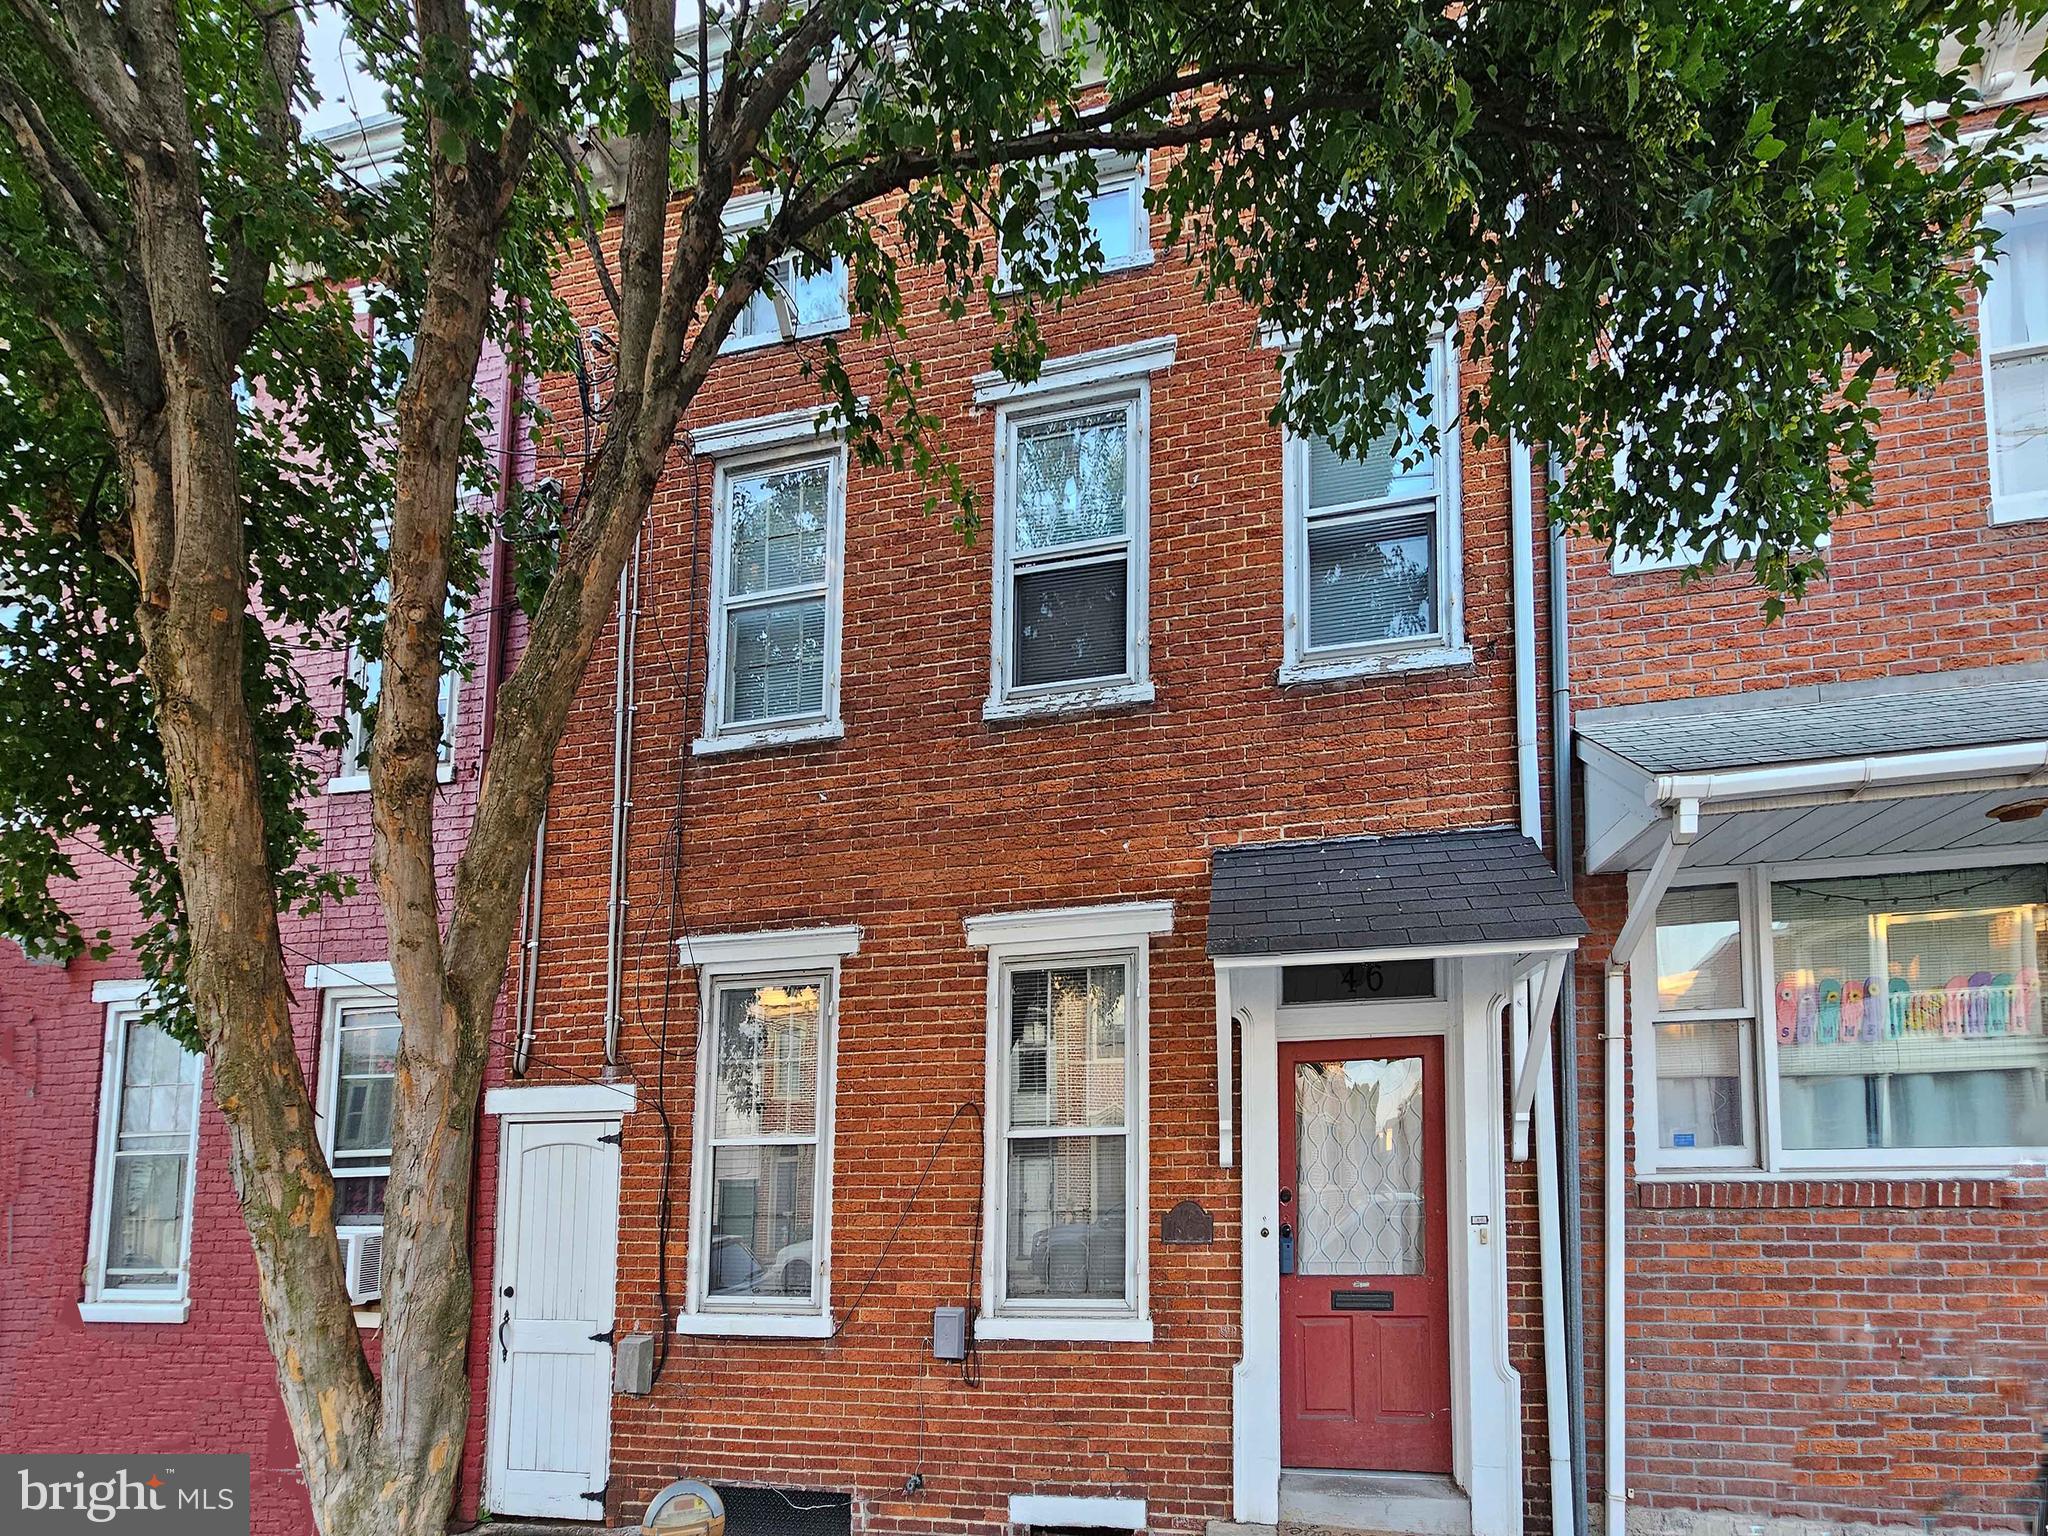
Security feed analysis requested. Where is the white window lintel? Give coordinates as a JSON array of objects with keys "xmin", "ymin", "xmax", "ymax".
[
  {"xmin": 305, "ymin": 961, "xmax": 395, "ymax": 993},
  {"xmin": 972, "ymin": 335, "xmax": 1177, "ymax": 407},
  {"xmin": 677, "ymin": 924, "xmax": 862, "ymax": 971},
  {"xmin": 688, "ymin": 401, "xmax": 859, "ymax": 460},
  {"xmin": 90, "ymin": 979, "xmax": 154, "ymax": 1004},
  {"xmin": 964, "ymin": 900, "xmax": 1173, "ymax": 953}
]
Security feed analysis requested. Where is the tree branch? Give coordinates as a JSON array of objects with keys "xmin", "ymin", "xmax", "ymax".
[{"xmin": 0, "ymin": 63, "xmax": 123, "ymax": 278}]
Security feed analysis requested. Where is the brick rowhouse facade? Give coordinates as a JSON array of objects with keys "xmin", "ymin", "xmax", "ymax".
[
  {"xmin": 510, "ymin": 153, "xmax": 1574, "ymax": 1536},
  {"xmin": 1562, "ymin": 61, "xmax": 2048, "ymax": 1536},
  {"xmin": 0, "ymin": 332, "xmax": 526, "ymax": 1536}
]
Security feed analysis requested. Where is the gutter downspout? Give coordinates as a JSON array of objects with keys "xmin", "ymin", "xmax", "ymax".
[
  {"xmin": 1513, "ymin": 437, "xmax": 1573, "ymax": 1536},
  {"xmin": 1548, "ymin": 509, "xmax": 1592, "ymax": 1536},
  {"xmin": 1603, "ymin": 819, "xmax": 1696, "ymax": 1536},
  {"xmin": 601, "ymin": 529, "xmax": 644, "ymax": 1067}
]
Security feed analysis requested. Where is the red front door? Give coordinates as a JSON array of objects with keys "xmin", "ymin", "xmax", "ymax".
[{"xmin": 1278, "ymin": 1036, "xmax": 1451, "ymax": 1473}]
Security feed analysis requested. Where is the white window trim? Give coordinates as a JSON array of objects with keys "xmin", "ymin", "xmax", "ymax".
[
  {"xmin": 994, "ymin": 150, "xmax": 1155, "ymax": 292},
  {"xmin": 1982, "ymin": 184, "xmax": 2048, "ymax": 527},
  {"xmin": 716, "ymin": 190, "xmax": 851, "ymax": 355},
  {"xmin": 82, "ymin": 993, "xmax": 201, "ymax": 1324},
  {"xmin": 330, "ymin": 521, "xmax": 461, "ymax": 793},
  {"xmin": 691, "ymin": 411, "xmax": 850, "ymax": 755},
  {"xmin": 314, "ymin": 981, "xmax": 401, "ymax": 1249},
  {"xmin": 1278, "ymin": 334, "xmax": 1470, "ymax": 684},
  {"xmin": 967, "ymin": 901, "xmax": 1166, "ymax": 1341},
  {"xmin": 983, "ymin": 346, "xmax": 1171, "ymax": 720},
  {"xmin": 1631, "ymin": 875, "xmax": 1761, "ymax": 1171},
  {"xmin": 1634, "ymin": 846, "xmax": 2048, "ymax": 1178},
  {"xmin": 677, "ymin": 926, "xmax": 855, "ymax": 1335}
]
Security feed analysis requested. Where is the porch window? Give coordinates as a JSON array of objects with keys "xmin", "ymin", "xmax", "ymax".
[
  {"xmin": 1983, "ymin": 201, "xmax": 2048, "ymax": 524},
  {"xmin": 996, "ymin": 957, "xmax": 1138, "ymax": 1314},
  {"xmin": 1768, "ymin": 869, "xmax": 2048, "ymax": 1155},
  {"xmin": 1648, "ymin": 883, "xmax": 1756, "ymax": 1162},
  {"xmin": 84, "ymin": 999, "xmax": 202, "ymax": 1319},
  {"xmin": 1642, "ymin": 863, "xmax": 2048, "ymax": 1171}
]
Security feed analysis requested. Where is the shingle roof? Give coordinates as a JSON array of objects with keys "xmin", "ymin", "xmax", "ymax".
[
  {"xmin": 1206, "ymin": 827, "xmax": 1587, "ymax": 958},
  {"xmin": 1577, "ymin": 661, "xmax": 2048, "ymax": 776}
]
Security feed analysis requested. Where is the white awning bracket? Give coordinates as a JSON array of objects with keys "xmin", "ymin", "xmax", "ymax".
[{"xmin": 1510, "ymin": 952, "xmax": 1568, "ymax": 1160}]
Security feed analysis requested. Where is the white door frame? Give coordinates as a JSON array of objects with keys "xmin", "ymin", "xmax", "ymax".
[
  {"xmin": 483, "ymin": 1086, "xmax": 632, "ymax": 1521},
  {"xmin": 1228, "ymin": 956, "xmax": 1522, "ymax": 1536}
]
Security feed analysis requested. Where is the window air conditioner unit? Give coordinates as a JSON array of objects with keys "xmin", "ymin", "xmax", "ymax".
[{"xmin": 340, "ymin": 1228, "xmax": 385, "ymax": 1306}]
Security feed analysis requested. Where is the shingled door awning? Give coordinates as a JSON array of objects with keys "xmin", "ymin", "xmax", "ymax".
[{"xmin": 1204, "ymin": 827, "xmax": 1587, "ymax": 1165}]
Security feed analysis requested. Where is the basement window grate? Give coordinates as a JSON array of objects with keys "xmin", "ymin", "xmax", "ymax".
[{"xmin": 710, "ymin": 1485, "xmax": 851, "ymax": 1536}]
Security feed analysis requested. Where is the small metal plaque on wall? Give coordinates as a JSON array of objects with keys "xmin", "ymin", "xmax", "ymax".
[{"xmin": 1161, "ymin": 1199, "xmax": 1214, "ymax": 1245}]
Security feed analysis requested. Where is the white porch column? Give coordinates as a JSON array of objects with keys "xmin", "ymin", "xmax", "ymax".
[
  {"xmin": 1230, "ymin": 966, "xmax": 1282, "ymax": 1525},
  {"xmin": 1459, "ymin": 953, "xmax": 1523, "ymax": 1536}
]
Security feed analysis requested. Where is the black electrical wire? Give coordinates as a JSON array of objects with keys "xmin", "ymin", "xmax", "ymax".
[
  {"xmin": 829, "ymin": 1100, "xmax": 983, "ymax": 1342},
  {"xmin": 647, "ymin": 443, "xmax": 706, "ymax": 1387}
]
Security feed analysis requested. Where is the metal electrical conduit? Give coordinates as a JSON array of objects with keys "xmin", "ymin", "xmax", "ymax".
[{"xmin": 602, "ymin": 528, "xmax": 645, "ymax": 1066}]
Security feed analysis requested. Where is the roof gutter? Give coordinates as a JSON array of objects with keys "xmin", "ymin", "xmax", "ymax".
[{"xmin": 1650, "ymin": 740, "xmax": 2048, "ymax": 812}]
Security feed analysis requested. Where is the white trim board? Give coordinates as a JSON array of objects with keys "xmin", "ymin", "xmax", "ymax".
[
  {"xmin": 686, "ymin": 400, "xmax": 860, "ymax": 459},
  {"xmin": 485, "ymin": 1082, "xmax": 638, "ymax": 1117}
]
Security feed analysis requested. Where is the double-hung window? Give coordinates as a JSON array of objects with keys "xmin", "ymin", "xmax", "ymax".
[
  {"xmin": 697, "ymin": 421, "xmax": 847, "ymax": 752},
  {"xmin": 1281, "ymin": 340, "xmax": 1464, "ymax": 681},
  {"xmin": 83, "ymin": 991, "xmax": 202, "ymax": 1322},
  {"xmin": 318, "ymin": 995, "xmax": 400, "ymax": 1235},
  {"xmin": 678, "ymin": 925, "xmax": 856, "ymax": 1337},
  {"xmin": 1638, "ymin": 861, "xmax": 2048, "ymax": 1173},
  {"xmin": 1000, "ymin": 152, "xmax": 1152, "ymax": 288},
  {"xmin": 719, "ymin": 193, "xmax": 850, "ymax": 353},
  {"xmin": 1983, "ymin": 200, "xmax": 2048, "ymax": 524},
  {"xmin": 1645, "ymin": 882, "xmax": 1758, "ymax": 1165},
  {"xmin": 966, "ymin": 901, "xmax": 1169, "ymax": 1342},
  {"xmin": 335, "ymin": 524, "xmax": 458, "ymax": 791}
]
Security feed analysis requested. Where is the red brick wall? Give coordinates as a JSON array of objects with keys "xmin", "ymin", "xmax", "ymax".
[
  {"xmin": 0, "ymin": 343, "xmax": 523, "ymax": 1536},
  {"xmin": 1564, "ymin": 129, "xmax": 2048, "ymax": 1531},
  {"xmin": 518, "ymin": 185, "xmax": 1557, "ymax": 1534}
]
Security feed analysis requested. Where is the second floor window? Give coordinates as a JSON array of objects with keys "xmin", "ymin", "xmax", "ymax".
[
  {"xmin": 1984, "ymin": 201, "xmax": 2048, "ymax": 524},
  {"xmin": 1283, "ymin": 343, "xmax": 1461, "ymax": 680},
  {"xmin": 704, "ymin": 450, "xmax": 844, "ymax": 745},
  {"xmin": 992, "ymin": 390, "xmax": 1148, "ymax": 709}
]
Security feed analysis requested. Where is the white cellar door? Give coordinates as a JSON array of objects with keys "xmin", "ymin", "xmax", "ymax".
[{"xmin": 485, "ymin": 1118, "xmax": 621, "ymax": 1519}]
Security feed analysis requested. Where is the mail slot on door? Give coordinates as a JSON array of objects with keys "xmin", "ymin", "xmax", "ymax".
[{"xmin": 1330, "ymin": 1289, "xmax": 1395, "ymax": 1311}]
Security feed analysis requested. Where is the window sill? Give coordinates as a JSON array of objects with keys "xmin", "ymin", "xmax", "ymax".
[
  {"xmin": 974, "ymin": 1313, "xmax": 1154, "ymax": 1344},
  {"xmin": 675, "ymin": 1310, "xmax": 835, "ymax": 1338},
  {"xmin": 691, "ymin": 718, "xmax": 844, "ymax": 757},
  {"xmin": 1277, "ymin": 644, "xmax": 1474, "ymax": 686},
  {"xmin": 327, "ymin": 761, "xmax": 455, "ymax": 795},
  {"xmin": 717, "ymin": 317, "xmax": 851, "ymax": 357},
  {"xmin": 994, "ymin": 249, "xmax": 1156, "ymax": 295},
  {"xmin": 353, "ymin": 1308, "xmax": 382, "ymax": 1330},
  {"xmin": 982, "ymin": 679, "xmax": 1155, "ymax": 722},
  {"xmin": 79, "ymin": 1297, "xmax": 190, "ymax": 1324},
  {"xmin": 1991, "ymin": 490, "xmax": 2048, "ymax": 526}
]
